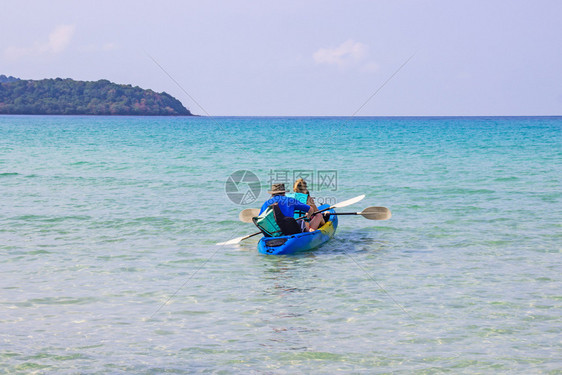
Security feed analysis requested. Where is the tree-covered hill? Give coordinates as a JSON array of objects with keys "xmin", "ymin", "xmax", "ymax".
[
  {"xmin": 0, "ymin": 75, "xmax": 20, "ymax": 83},
  {"xmin": 0, "ymin": 76, "xmax": 192, "ymax": 116}
]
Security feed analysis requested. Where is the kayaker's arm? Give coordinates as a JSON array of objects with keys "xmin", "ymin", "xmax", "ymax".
[
  {"xmin": 306, "ymin": 206, "xmax": 314, "ymax": 219},
  {"xmin": 307, "ymin": 195, "xmax": 320, "ymax": 212},
  {"xmin": 307, "ymin": 197, "xmax": 325, "ymax": 226}
]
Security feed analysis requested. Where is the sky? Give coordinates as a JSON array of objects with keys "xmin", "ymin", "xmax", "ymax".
[{"xmin": 1, "ymin": 0, "xmax": 561, "ymax": 116}]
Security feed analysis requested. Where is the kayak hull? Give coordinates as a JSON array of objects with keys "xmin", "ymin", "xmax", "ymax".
[{"xmin": 257, "ymin": 204, "xmax": 338, "ymax": 255}]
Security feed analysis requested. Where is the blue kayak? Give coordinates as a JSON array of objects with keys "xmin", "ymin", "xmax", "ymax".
[{"xmin": 257, "ymin": 204, "xmax": 338, "ymax": 255}]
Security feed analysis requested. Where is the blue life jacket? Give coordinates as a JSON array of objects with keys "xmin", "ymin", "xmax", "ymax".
[{"xmin": 285, "ymin": 192, "xmax": 309, "ymax": 220}]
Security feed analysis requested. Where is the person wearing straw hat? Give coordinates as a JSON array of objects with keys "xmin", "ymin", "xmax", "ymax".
[{"xmin": 259, "ymin": 183, "xmax": 322, "ymax": 234}]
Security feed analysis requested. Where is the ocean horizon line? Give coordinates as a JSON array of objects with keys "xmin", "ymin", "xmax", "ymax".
[{"xmin": 1, "ymin": 114, "xmax": 561, "ymax": 119}]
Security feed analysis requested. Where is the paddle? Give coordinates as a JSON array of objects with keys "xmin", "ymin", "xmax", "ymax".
[
  {"xmin": 239, "ymin": 194, "xmax": 370, "ymax": 223},
  {"xmin": 326, "ymin": 206, "xmax": 391, "ymax": 220},
  {"xmin": 217, "ymin": 194, "xmax": 366, "ymax": 245},
  {"xmin": 239, "ymin": 208, "xmax": 260, "ymax": 223},
  {"xmin": 239, "ymin": 205, "xmax": 390, "ymax": 222},
  {"xmin": 240, "ymin": 206, "xmax": 390, "ymax": 222},
  {"xmin": 216, "ymin": 231, "xmax": 262, "ymax": 246}
]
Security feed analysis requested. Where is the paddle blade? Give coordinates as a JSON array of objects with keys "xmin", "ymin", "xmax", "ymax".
[
  {"xmin": 359, "ymin": 206, "xmax": 392, "ymax": 220},
  {"xmin": 217, "ymin": 235, "xmax": 247, "ymax": 246},
  {"xmin": 332, "ymin": 194, "xmax": 365, "ymax": 209},
  {"xmin": 217, "ymin": 236, "xmax": 251, "ymax": 246},
  {"xmin": 239, "ymin": 208, "xmax": 260, "ymax": 223},
  {"xmin": 216, "ymin": 231, "xmax": 261, "ymax": 246}
]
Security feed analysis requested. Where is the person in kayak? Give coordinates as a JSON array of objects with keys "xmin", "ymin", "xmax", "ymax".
[
  {"xmin": 292, "ymin": 178, "xmax": 326, "ymax": 227},
  {"xmin": 259, "ymin": 183, "xmax": 323, "ymax": 234}
]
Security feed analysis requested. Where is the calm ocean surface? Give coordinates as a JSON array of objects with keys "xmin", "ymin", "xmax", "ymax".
[{"xmin": 1, "ymin": 115, "xmax": 561, "ymax": 373}]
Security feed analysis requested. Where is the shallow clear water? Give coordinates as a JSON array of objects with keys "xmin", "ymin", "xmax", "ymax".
[{"xmin": 1, "ymin": 115, "xmax": 561, "ymax": 373}]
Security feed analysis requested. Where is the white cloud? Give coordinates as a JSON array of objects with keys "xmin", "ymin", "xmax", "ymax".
[
  {"xmin": 313, "ymin": 39, "xmax": 368, "ymax": 67},
  {"xmin": 4, "ymin": 24, "xmax": 75, "ymax": 60},
  {"xmin": 44, "ymin": 24, "xmax": 75, "ymax": 53}
]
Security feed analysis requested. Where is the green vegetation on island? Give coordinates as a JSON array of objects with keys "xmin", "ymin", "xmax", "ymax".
[
  {"xmin": 0, "ymin": 75, "xmax": 192, "ymax": 116},
  {"xmin": 0, "ymin": 75, "xmax": 20, "ymax": 83}
]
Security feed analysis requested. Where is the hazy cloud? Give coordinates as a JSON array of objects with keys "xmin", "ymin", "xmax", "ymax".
[
  {"xmin": 4, "ymin": 24, "xmax": 75, "ymax": 60},
  {"xmin": 44, "ymin": 25, "xmax": 75, "ymax": 53},
  {"xmin": 313, "ymin": 39, "xmax": 368, "ymax": 67}
]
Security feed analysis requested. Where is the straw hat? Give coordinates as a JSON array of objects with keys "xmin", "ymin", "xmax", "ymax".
[
  {"xmin": 293, "ymin": 178, "xmax": 309, "ymax": 195},
  {"xmin": 268, "ymin": 183, "xmax": 289, "ymax": 195}
]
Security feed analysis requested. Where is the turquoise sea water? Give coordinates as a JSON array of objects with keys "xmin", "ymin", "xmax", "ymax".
[{"xmin": 1, "ymin": 115, "xmax": 561, "ymax": 373}]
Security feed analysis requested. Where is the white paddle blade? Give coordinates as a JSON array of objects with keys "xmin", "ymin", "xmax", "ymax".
[
  {"xmin": 216, "ymin": 231, "xmax": 261, "ymax": 245},
  {"xmin": 332, "ymin": 194, "xmax": 365, "ymax": 209},
  {"xmin": 239, "ymin": 208, "xmax": 260, "ymax": 223},
  {"xmin": 217, "ymin": 236, "xmax": 247, "ymax": 246},
  {"xmin": 359, "ymin": 206, "xmax": 392, "ymax": 220}
]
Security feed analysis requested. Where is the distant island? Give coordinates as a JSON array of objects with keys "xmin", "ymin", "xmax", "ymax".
[{"xmin": 0, "ymin": 75, "xmax": 192, "ymax": 116}]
